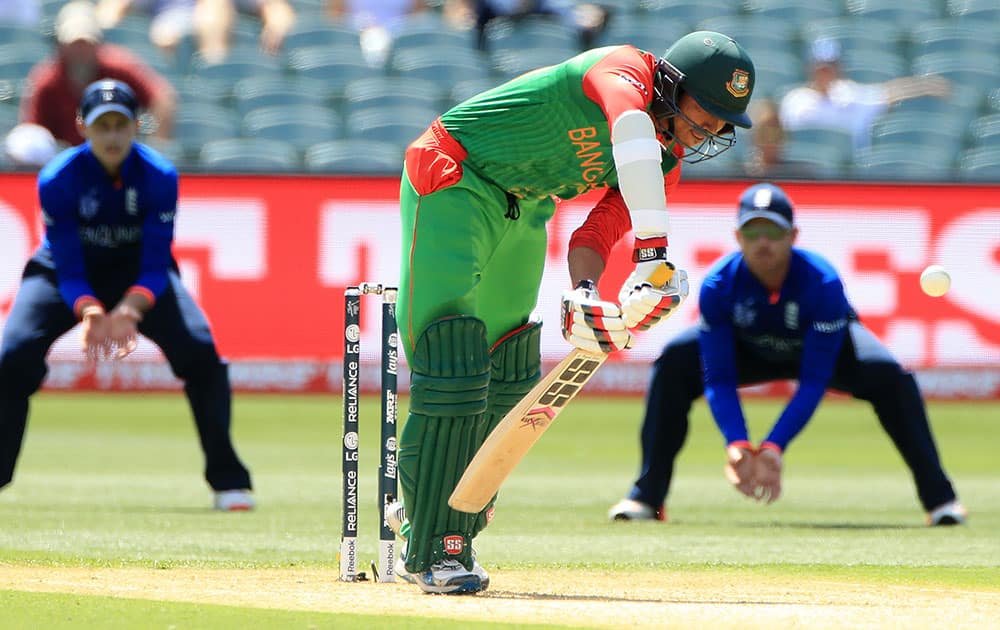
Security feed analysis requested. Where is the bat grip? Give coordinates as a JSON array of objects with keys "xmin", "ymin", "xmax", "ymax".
[{"xmin": 646, "ymin": 261, "xmax": 675, "ymax": 288}]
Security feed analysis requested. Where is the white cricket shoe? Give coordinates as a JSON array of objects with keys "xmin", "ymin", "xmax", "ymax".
[
  {"xmin": 213, "ymin": 489, "xmax": 255, "ymax": 511},
  {"xmin": 927, "ymin": 500, "xmax": 968, "ymax": 526},
  {"xmin": 608, "ymin": 498, "xmax": 666, "ymax": 522},
  {"xmin": 385, "ymin": 499, "xmax": 489, "ymax": 593},
  {"xmin": 416, "ymin": 558, "xmax": 489, "ymax": 595}
]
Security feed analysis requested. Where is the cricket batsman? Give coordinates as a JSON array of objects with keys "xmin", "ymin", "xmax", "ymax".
[{"xmin": 391, "ymin": 31, "xmax": 756, "ymax": 593}]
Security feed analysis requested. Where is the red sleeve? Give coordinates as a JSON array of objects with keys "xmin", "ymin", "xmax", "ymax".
[
  {"xmin": 569, "ymin": 188, "xmax": 630, "ymax": 263},
  {"xmin": 580, "ymin": 46, "xmax": 658, "ymax": 132},
  {"xmin": 96, "ymin": 44, "xmax": 175, "ymax": 107},
  {"xmin": 570, "ymin": 152, "xmax": 683, "ymax": 264}
]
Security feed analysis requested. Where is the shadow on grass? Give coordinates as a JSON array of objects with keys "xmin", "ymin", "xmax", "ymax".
[
  {"xmin": 670, "ymin": 518, "xmax": 922, "ymax": 530},
  {"xmin": 762, "ymin": 521, "xmax": 922, "ymax": 531},
  {"xmin": 484, "ymin": 590, "xmax": 800, "ymax": 605},
  {"xmin": 0, "ymin": 504, "xmax": 222, "ymax": 516},
  {"xmin": 115, "ymin": 506, "xmax": 233, "ymax": 515}
]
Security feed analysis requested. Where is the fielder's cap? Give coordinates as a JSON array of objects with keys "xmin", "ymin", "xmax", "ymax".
[
  {"xmin": 810, "ymin": 38, "xmax": 841, "ymax": 65},
  {"xmin": 55, "ymin": 1, "xmax": 103, "ymax": 45},
  {"xmin": 80, "ymin": 79, "xmax": 138, "ymax": 126},
  {"xmin": 737, "ymin": 183, "xmax": 794, "ymax": 230}
]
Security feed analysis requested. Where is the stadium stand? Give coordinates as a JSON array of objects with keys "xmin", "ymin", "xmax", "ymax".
[
  {"xmin": 852, "ymin": 144, "xmax": 953, "ymax": 181},
  {"xmin": 912, "ymin": 50, "xmax": 1000, "ymax": 86},
  {"xmin": 481, "ymin": 15, "xmax": 580, "ymax": 53},
  {"xmin": 0, "ymin": 42, "xmax": 52, "ymax": 83},
  {"xmin": 0, "ymin": 103, "xmax": 18, "ymax": 138},
  {"xmin": 304, "ymin": 139, "xmax": 404, "ymax": 175},
  {"xmin": 956, "ymin": 147, "xmax": 1000, "ymax": 181},
  {"xmin": 389, "ymin": 48, "xmax": 488, "ymax": 90},
  {"xmin": 782, "ymin": 141, "xmax": 849, "ymax": 179},
  {"xmin": 0, "ymin": 23, "xmax": 46, "ymax": 46},
  {"xmin": 344, "ymin": 104, "xmax": 438, "ymax": 148},
  {"xmin": 837, "ymin": 47, "xmax": 907, "ymax": 83},
  {"xmin": 908, "ymin": 19, "xmax": 999, "ymax": 57},
  {"xmin": 786, "ymin": 126, "xmax": 856, "ymax": 165},
  {"xmin": 969, "ymin": 114, "xmax": 1000, "ymax": 149},
  {"xmin": 341, "ymin": 76, "xmax": 444, "ymax": 119},
  {"xmin": 242, "ymin": 104, "xmax": 342, "ymax": 151},
  {"xmin": 189, "ymin": 47, "xmax": 283, "ymax": 82},
  {"xmin": 173, "ymin": 75, "xmax": 234, "ymax": 108},
  {"xmin": 870, "ymin": 111, "xmax": 966, "ymax": 163},
  {"xmin": 173, "ymin": 102, "xmax": 241, "ymax": 160},
  {"xmin": 199, "ymin": 138, "xmax": 299, "ymax": 173},
  {"xmin": 948, "ymin": 0, "xmax": 1000, "ymax": 21},
  {"xmin": 232, "ymin": 76, "xmax": 330, "ymax": 117},
  {"xmin": 801, "ymin": 17, "xmax": 907, "ymax": 58},
  {"xmin": 596, "ymin": 17, "xmax": 691, "ymax": 54},
  {"xmin": 283, "ymin": 23, "xmax": 362, "ymax": 51},
  {"xmin": 449, "ymin": 78, "xmax": 503, "ymax": 108},
  {"xmin": 491, "ymin": 47, "xmax": 579, "ymax": 80},
  {"xmin": 845, "ymin": 0, "xmax": 944, "ymax": 28},
  {"xmin": 391, "ymin": 19, "xmax": 478, "ymax": 52},
  {"xmin": 642, "ymin": 0, "xmax": 741, "ymax": 25},
  {"xmin": 0, "ymin": 0, "xmax": 997, "ymax": 183},
  {"xmin": 744, "ymin": 0, "xmax": 843, "ymax": 22},
  {"xmin": 286, "ymin": 45, "xmax": 373, "ymax": 90}
]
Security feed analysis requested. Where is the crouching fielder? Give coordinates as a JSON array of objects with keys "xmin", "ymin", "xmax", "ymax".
[
  {"xmin": 393, "ymin": 32, "xmax": 756, "ymax": 594},
  {"xmin": 609, "ymin": 183, "xmax": 966, "ymax": 527},
  {"xmin": 0, "ymin": 79, "xmax": 253, "ymax": 511}
]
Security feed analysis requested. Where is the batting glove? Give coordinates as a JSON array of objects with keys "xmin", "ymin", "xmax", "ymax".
[
  {"xmin": 561, "ymin": 280, "xmax": 633, "ymax": 354},
  {"xmin": 618, "ymin": 260, "xmax": 689, "ymax": 332}
]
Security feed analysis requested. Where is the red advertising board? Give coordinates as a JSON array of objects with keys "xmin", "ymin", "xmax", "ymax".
[{"xmin": 1, "ymin": 174, "xmax": 998, "ymax": 397}]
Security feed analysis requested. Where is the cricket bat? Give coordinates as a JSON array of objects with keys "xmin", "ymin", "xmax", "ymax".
[
  {"xmin": 448, "ymin": 262, "xmax": 675, "ymax": 513},
  {"xmin": 447, "ymin": 348, "xmax": 608, "ymax": 513}
]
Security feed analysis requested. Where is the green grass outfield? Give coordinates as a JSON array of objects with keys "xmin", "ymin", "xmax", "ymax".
[{"xmin": 1, "ymin": 392, "xmax": 998, "ymax": 628}]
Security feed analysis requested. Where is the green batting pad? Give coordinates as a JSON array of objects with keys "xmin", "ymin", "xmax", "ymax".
[
  {"xmin": 408, "ymin": 316, "xmax": 491, "ymax": 416},
  {"xmin": 399, "ymin": 316, "xmax": 490, "ymax": 572}
]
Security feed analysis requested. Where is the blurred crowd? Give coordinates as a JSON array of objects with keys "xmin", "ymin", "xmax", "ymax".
[{"xmin": 2, "ymin": 0, "xmax": 998, "ymax": 181}]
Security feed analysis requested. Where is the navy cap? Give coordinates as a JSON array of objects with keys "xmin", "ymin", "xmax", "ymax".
[
  {"xmin": 737, "ymin": 183, "xmax": 794, "ymax": 230},
  {"xmin": 79, "ymin": 79, "xmax": 138, "ymax": 126}
]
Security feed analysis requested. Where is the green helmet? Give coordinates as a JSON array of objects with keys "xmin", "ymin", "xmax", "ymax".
[{"xmin": 656, "ymin": 31, "xmax": 755, "ymax": 129}]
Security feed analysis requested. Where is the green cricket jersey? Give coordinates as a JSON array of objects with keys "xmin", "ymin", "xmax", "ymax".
[{"xmin": 440, "ymin": 46, "xmax": 679, "ymax": 201}]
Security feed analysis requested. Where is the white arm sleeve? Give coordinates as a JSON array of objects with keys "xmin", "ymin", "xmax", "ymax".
[{"xmin": 611, "ymin": 110, "xmax": 669, "ymax": 238}]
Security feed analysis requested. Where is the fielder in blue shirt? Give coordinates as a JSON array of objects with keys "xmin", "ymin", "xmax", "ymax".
[
  {"xmin": 609, "ymin": 183, "xmax": 966, "ymax": 526},
  {"xmin": 0, "ymin": 79, "xmax": 254, "ymax": 511}
]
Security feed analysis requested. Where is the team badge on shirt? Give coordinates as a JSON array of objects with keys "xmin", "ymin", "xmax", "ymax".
[
  {"xmin": 733, "ymin": 300, "xmax": 756, "ymax": 327},
  {"xmin": 79, "ymin": 190, "xmax": 99, "ymax": 220}
]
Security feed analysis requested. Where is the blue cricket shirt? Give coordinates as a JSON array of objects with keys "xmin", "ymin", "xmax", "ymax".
[
  {"xmin": 36, "ymin": 141, "xmax": 178, "ymax": 315},
  {"xmin": 698, "ymin": 248, "xmax": 854, "ymax": 451}
]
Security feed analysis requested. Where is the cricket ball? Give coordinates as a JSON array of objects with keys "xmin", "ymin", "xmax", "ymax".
[{"xmin": 920, "ymin": 265, "xmax": 951, "ymax": 297}]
